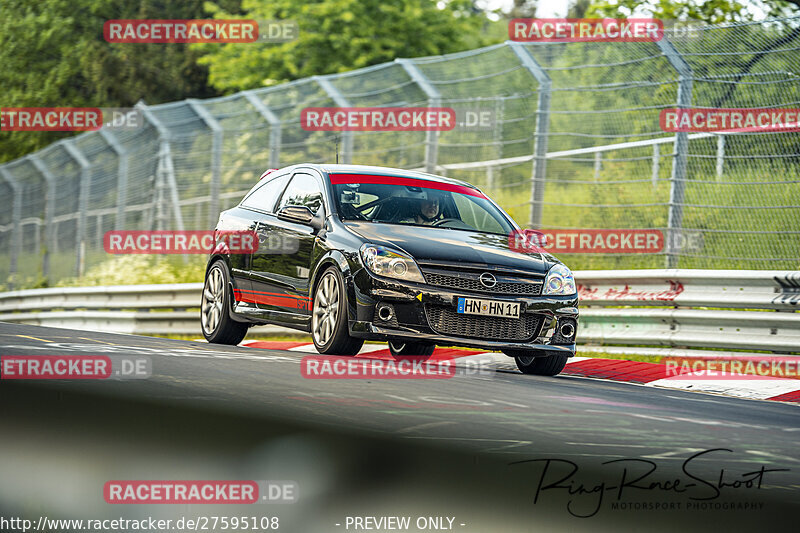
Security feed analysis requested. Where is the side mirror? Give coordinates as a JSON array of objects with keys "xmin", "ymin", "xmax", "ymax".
[{"xmin": 277, "ymin": 205, "xmax": 324, "ymax": 231}]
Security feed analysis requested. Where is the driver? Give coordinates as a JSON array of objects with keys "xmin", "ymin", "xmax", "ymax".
[{"xmin": 402, "ymin": 192, "xmax": 442, "ymax": 225}]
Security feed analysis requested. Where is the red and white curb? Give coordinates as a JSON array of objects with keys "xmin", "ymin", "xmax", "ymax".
[{"xmin": 239, "ymin": 341, "xmax": 800, "ymax": 405}]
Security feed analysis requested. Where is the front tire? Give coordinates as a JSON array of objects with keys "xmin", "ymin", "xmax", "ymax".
[
  {"xmin": 201, "ymin": 261, "xmax": 249, "ymax": 345},
  {"xmin": 312, "ymin": 267, "xmax": 364, "ymax": 355},
  {"xmin": 514, "ymin": 352, "xmax": 570, "ymax": 376},
  {"xmin": 388, "ymin": 341, "xmax": 436, "ymax": 357}
]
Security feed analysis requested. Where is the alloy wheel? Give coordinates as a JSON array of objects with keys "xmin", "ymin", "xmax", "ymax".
[
  {"xmin": 201, "ymin": 266, "xmax": 224, "ymax": 335},
  {"xmin": 312, "ymin": 272, "xmax": 339, "ymax": 346}
]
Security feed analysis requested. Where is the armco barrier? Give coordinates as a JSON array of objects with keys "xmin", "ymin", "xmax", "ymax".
[
  {"xmin": 0, "ymin": 270, "xmax": 797, "ymax": 353},
  {"xmin": 577, "ymin": 269, "xmax": 800, "ymax": 353},
  {"xmin": 0, "ymin": 283, "xmax": 203, "ymax": 335}
]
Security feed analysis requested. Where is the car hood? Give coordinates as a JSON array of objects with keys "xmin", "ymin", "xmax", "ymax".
[{"xmin": 344, "ymin": 222, "xmax": 550, "ymax": 275}]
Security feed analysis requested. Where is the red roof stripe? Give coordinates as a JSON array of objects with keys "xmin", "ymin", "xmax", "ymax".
[{"xmin": 329, "ymin": 173, "xmax": 486, "ymax": 199}]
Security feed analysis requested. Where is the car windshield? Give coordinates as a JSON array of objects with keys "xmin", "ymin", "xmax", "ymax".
[{"xmin": 331, "ymin": 175, "xmax": 515, "ymax": 235}]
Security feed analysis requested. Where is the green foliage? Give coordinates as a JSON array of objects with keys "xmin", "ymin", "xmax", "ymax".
[
  {"xmin": 56, "ymin": 255, "xmax": 206, "ymax": 287},
  {"xmin": 195, "ymin": 0, "xmax": 500, "ymax": 93},
  {"xmin": 0, "ymin": 0, "xmax": 224, "ymax": 163},
  {"xmin": 585, "ymin": 0, "xmax": 751, "ymax": 22}
]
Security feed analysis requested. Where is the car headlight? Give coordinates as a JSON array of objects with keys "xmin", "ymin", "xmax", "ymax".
[
  {"xmin": 359, "ymin": 244, "xmax": 425, "ymax": 283},
  {"xmin": 543, "ymin": 264, "xmax": 576, "ymax": 295}
]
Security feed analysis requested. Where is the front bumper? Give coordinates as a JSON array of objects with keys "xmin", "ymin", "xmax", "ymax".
[{"xmin": 347, "ymin": 268, "xmax": 579, "ymax": 355}]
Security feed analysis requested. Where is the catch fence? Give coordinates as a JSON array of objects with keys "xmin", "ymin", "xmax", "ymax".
[{"xmin": 1, "ymin": 17, "xmax": 799, "ymax": 288}]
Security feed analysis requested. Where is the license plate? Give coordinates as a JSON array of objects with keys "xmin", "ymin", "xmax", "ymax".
[{"xmin": 457, "ymin": 297, "xmax": 520, "ymax": 318}]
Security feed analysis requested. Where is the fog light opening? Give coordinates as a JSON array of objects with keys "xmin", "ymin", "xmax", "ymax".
[
  {"xmin": 377, "ymin": 304, "xmax": 394, "ymax": 322},
  {"xmin": 559, "ymin": 322, "xmax": 575, "ymax": 339}
]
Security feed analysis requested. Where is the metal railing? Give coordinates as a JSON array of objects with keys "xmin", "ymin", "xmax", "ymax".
[
  {"xmin": 1, "ymin": 270, "xmax": 797, "ymax": 353},
  {"xmin": 577, "ymin": 269, "xmax": 800, "ymax": 352}
]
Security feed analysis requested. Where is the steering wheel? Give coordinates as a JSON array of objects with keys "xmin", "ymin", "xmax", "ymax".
[
  {"xmin": 341, "ymin": 203, "xmax": 368, "ymax": 220},
  {"xmin": 431, "ymin": 218, "xmax": 461, "ymax": 227}
]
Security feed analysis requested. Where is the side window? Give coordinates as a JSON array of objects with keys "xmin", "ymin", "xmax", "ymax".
[
  {"xmin": 241, "ymin": 174, "xmax": 290, "ymax": 212},
  {"xmin": 276, "ymin": 173, "xmax": 324, "ymax": 214}
]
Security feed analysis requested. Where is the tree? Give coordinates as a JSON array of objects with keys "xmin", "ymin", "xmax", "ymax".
[
  {"xmin": 0, "ymin": 0, "xmax": 230, "ymax": 162},
  {"xmin": 568, "ymin": 0, "xmax": 593, "ymax": 17},
  {"xmin": 507, "ymin": 0, "xmax": 538, "ymax": 17},
  {"xmin": 586, "ymin": 0, "xmax": 751, "ymax": 22},
  {"xmin": 196, "ymin": 0, "xmax": 497, "ymax": 93}
]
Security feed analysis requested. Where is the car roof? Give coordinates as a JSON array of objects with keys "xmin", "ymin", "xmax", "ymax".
[{"xmin": 291, "ymin": 163, "xmax": 480, "ymax": 191}]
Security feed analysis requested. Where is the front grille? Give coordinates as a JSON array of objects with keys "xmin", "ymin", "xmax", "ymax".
[
  {"xmin": 424, "ymin": 271, "xmax": 543, "ymax": 296},
  {"xmin": 425, "ymin": 305, "xmax": 543, "ymax": 341}
]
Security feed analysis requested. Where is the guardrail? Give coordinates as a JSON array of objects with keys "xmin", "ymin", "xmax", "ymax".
[
  {"xmin": 0, "ymin": 283, "xmax": 205, "ymax": 335},
  {"xmin": 0, "ymin": 270, "xmax": 797, "ymax": 353},
  {"xmin": 577, "ymin": 270, "xmax": 800, "ymax": 353}
]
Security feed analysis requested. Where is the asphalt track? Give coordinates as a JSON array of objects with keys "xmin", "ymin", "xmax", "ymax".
[{"xmin": 1, "ymin": 322, "xmax": 799, "ymax": 532}]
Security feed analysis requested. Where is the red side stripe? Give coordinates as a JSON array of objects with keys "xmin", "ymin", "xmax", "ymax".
[
  {"xmin": 233, "ymin": 290, "xmax": 308, "ymax": 310},
  {"xmin": 236, "ymin": 289, "xmax": 310, "ymax": 301}
]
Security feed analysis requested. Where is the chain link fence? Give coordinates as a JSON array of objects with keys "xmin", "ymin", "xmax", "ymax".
[{"xmin": 2, "ymin": 17, "xmax": 799, "ymax": 288}]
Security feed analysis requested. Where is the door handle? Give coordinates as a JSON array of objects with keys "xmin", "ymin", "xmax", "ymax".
[{"xmin": 256, "ymin": 222, "xmax": 270, "ymax": 245}]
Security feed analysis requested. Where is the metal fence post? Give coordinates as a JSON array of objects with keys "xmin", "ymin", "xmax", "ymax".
[
  {"xmin": 137, "ymin": 102, "xmax": 185, "ymax": 232},
  {"xmin": 99, "ymin": 129, "xmax": 129, "ymax": 230},
  {"xmin": 395, "ymin": 59, "xmax": 441, "ymax": 174},
  {"xmin": 594, "ymin": 152, "xmax": 602, "ymax": 181},
  {"xmin": 314, "ymin": 76, "xmax": 353, "ymax": 164},
  {"xmin": 187, "ymin": 99, "xmax": 223, "ymax": 228},
  {"xmin": 509, "ymin": 42, "xmax": 551, "ymax": 229},
  {"xmin": 656, "ymin": 38, "xmax": 693, "ymax": 268},
  {"xmin": 652, "ymin": 144, "xmax": 660, "ymax": 189},
  {"xmin": 0, "ymin": 166, "xmax": 22, "ymax": 288},
  {"xmin": 27, "ymin": 155, "xmax": 56, "ymax": 281},
  {"xmin": 244, "ymin": 91, "xmax": 282, "ymax": 168},
  {"xmin": 61, "ymin": 139, "xmax": 91, "ymax": 278},
  {"xmin": 716, "ymin": 134, "xmax": 725, "ymax": 179}
]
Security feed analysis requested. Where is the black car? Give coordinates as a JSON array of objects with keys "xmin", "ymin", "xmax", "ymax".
[{"xmin": 201, "ymin": 164, "xmax": 578, "ymax": 375}]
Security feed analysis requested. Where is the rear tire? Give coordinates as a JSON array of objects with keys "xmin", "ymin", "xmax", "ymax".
[
  {"xmin": 514, "ymin": 352, "xmax": 570, "ymax": 376},
  {"xmin": 312, "ymin": 267, "xmax": 364, "ymax": 355},
  {"xmin": 388, "ymin": 341, "xmax": 436, "ymax": 357},
  {"xmin": 201, "ymin": 261, "xmax": 249, "ymax": 345}
]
